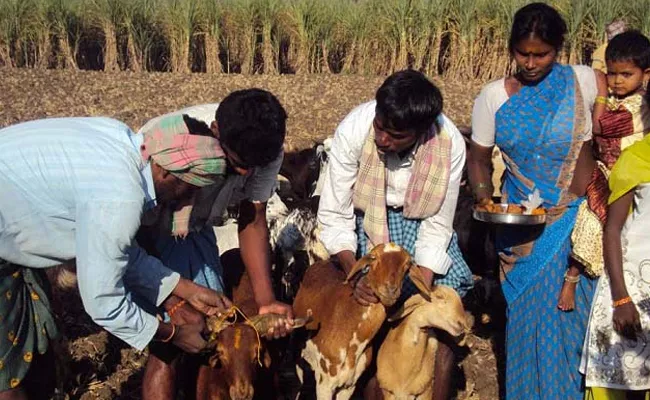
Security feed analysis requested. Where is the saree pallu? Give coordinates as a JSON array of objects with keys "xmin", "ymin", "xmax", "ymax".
[
  {"xmin": 494, "ymin": 64, "xmax": 596, "ymax": 400},
  {"xmin": 0, "ymin": 260, "xmax": 59, "ymax": 391}
]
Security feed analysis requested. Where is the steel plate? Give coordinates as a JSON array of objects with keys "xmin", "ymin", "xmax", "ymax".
[{"xmin": 472, "ymin": 204, "xmax": 546, "ymax": 225}]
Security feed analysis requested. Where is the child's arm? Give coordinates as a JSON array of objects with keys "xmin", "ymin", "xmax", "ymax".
[{"xmin": 603, "ymin": 190, "xmax": 641, "ymax": 340}]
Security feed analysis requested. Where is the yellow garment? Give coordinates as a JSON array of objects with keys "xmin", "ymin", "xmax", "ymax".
[
  {"xmin": 585, "ymin": 387, "xmax": 650, "ymax": 400},
  {"xmin": 592, "ymin": 43, "xmax": 608, "ymax": 74},
  {"xmin": 609, "ymin": 133, "xmax": 650, "ymax": 204}
]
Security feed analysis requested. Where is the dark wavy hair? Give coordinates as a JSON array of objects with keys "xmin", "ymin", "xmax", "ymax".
[
  {"xmin": 375, "ymin": 69, "xmax": 443, "ymax": 135},
  {"xmin": 216, "ymin": 88, "xmax": 287, "ymax": 167},
  {"xmin": 509, "ymin": 2, "xmax": 567, "ymax": 54},
  {"xmin": 606, "ymin": 30, "xmax": 650, "ymax": 70}
]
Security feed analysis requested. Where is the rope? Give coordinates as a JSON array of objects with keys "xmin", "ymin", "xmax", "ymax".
[{"xmin": 215, "ymin": 305, "xmax": 264, "ymax": 367}]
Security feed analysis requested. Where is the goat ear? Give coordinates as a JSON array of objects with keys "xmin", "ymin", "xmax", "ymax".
[
  {"xmin": 343, "ymin": 254, "xmax": 374, "ymax": 284},
  {"xmin": 209, "ymin": 353, "xmax": 221, "ymax": 369},
  {"xmin": 407, "ymin": 265, "xmax": 432, "ymax": 301},
  {"xmin": 263, "ymin": 348, "xmax": 272, "ymax": 369},
  {"xmin": 387, "ymin": 294, "xmax": 427, "ymax": 322}
]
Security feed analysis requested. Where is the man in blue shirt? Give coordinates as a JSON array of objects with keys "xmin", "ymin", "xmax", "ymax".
[{"xmin": 0, "ymin": 116, "xmax": 231, "ymax": 399}]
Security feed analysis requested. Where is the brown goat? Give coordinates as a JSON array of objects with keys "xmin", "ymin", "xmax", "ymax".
[
  {"xmin": 292, "ymin": 243, "xmax": 431, "ymax": 400},
  {"xmin": 376, "ymin": 287, "xmax": 471, "ymax": 400},
  {"xmin": 196, "ymin": 322, "xmax": 271, "ymax": 400}
]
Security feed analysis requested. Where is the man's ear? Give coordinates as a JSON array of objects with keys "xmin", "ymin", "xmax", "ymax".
[{"xmin": 211, "ymin": 121, "xmax": 219, "ymax": 138}]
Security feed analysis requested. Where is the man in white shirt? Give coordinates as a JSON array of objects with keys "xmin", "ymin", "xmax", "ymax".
[
  {"xmin": 318, "ymin": 70, "xmax": 473, "ymax": 399},
  {"xmin": 136, "ymin": 89, "xmax": 295, "ymax": 400}
]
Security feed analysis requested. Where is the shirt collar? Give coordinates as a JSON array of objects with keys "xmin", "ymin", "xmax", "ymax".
[{"xmin": 129, "ymin": 131, "xmax": 157, "ymax": 210}]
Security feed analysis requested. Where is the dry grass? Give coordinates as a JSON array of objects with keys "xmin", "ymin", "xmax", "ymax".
[
  {"xmin": 0, "ymin": 68, "xmax": 479, "ymax": 147},
  {"xmin": 0, "ymin": 68, "xmax": 497, "ymax": 400}
]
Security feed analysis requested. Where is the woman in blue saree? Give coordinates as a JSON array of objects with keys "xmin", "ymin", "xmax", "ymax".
[{"xmin": 468, "ymin": 3, "xmax": 606, "ymax": 399}]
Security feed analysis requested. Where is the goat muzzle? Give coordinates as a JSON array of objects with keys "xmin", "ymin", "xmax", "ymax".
[{"xmin": 229, "ymin": 380, "xmax": 255, "ymax": 400}]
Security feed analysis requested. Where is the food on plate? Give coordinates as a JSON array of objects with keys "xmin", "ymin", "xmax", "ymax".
[{"xmin": 475, "ymin": 203, "xmax": 546, "ymax": 215}]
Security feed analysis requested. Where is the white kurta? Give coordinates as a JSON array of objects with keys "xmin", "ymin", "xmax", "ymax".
[{"xmin": 581, "ymin": 183, "xmax": 650, "ymax": 390}]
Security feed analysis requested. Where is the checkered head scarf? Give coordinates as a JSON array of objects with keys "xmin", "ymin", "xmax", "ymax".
[
  {"xmin": 141, "ymin": 115, "xmax": 226, "ymax": 186},
  {"xmin": 140, "ymin": 114, "xmax": 226, "ymax": 237}
]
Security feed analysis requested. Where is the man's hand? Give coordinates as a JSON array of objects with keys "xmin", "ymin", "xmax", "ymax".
[
  {"xmin": 171, "ymin": 324, "xmax": 208, "ymax": 354},
  {"xmin": 258, "ymin": 301, "xmax": 295, "ymax": 339},
  {"xmin": 351, "ymin": 276, "xmax": 379, "ymax": 306},
  {"xmin": 185, "ymin": 286, "xmax": 232, "ymax": 317},
  {"xmin": 613, "ymin": 302, "xmax": 642, "ymax": 340}
]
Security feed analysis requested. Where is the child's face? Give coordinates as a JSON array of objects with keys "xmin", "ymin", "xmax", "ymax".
[{"xmin": 606, "ymin": 60, "xmax": 650, "ymax": 98}]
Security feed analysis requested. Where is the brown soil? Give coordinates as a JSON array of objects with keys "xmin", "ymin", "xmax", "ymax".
[{"xmin": 0, "ymin": 68, "xmax": 501, "ymax": 400}]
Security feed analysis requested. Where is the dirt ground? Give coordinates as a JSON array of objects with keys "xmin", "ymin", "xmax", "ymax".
[{"xmin": 0, "ymin": 68, "xmax": 503, "ymax": 400}]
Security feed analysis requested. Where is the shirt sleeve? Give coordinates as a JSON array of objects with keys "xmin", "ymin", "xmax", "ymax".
[
  {"xmin": 75, "ymin": 200, "xmax": 180, "ymax": 351},
  {"xmin": 317, "ymin": 102, "xmax": 374, "ymax": 255},
  {"xmin": 414, "ymin": 116, "xmax": 466, "ymax": 274},
  {"xmin": 243, "ymin": 151, "xmax": 284, "ymax": 203},
  {"xmin": 471, "ymin": 81, "xmax": 503, "ymax": 148}
]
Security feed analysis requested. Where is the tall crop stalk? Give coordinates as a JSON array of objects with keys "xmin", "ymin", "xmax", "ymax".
[
  {"xmin": 158, "ymin": 0, "xmax": 200, "ymax": 73},
  {"xmin": 221, "ymin": 0, "xmax": 256, "ymax": 73},
  {"xmin": 196, "ymin": 0, "xmax": 223, "ymax": 73}
]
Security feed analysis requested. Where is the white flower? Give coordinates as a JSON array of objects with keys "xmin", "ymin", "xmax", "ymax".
[{"xmin": 521, "ymin": 189, "xmax": 544, "ymax": 215}]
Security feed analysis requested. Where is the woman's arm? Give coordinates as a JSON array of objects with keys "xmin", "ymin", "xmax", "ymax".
[
  {"xmin": 604, "ymin": 191, "xmax": 633, "ymax": 301},
  {"xmin": 569, "ymin": 140, "xmax": 596, "ymax": 197},
  {"xmin": 592, "ymin": 70, "xmax": 608, "ymax": 137},
  {"xmin": 603, "ymin": 190, "xmax": 641, "ymax": 339},
  {"xmin": 468, "ymin": 140, "xmax": 495, "ymax": 203}
]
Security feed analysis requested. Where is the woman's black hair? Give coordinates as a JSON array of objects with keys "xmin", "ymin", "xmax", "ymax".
[
  {"xmin": 509, "ymin": 2, "xmax": 567, "ymax": 54},
  {"xmin": 216, "ymin": 88, "xmax": 287, "ymax": 168},
  {"xmin": 375, "ymin": 69, "xmax": 443, "ymax": 135},
  {"xmin": 605, "ymin": 30, "xmax": 650, "ymax": 70}
]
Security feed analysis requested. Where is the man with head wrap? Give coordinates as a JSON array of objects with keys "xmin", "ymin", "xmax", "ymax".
[
  {"xmin": 0, "ymin": 116, "xmax": 232, "ymax": 400},
  {"xmin": 592, "ymin": 19, "xmax": 628, "ymax": 73},
  {"xmin": 135, "ymin": 89, "xmax": 293, "ymax": 400}
]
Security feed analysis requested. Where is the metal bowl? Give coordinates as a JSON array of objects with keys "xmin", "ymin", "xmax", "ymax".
[{"xmin": 472, "ymin": 204, "xmax": 546, "ymax": 225}]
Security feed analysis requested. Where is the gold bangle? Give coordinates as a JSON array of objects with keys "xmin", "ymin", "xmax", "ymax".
[
  {"xmin": 159, "ymin": 323, "xmax": 177, "ymax": 343},
  {"xmin": 564, "ymin": 271, "xmax": 580, "ymax": 284},
  {"xmin": 613, "ymin": 296, "xmax": 632, "ymax": 308},
  {"xmin": 595, "ymin": 95, "xmax": 607, "ymax": 105}
]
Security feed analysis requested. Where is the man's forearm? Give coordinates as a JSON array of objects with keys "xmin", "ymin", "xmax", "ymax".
[
  {"xmin": 336, "ymin": 250, "xmax": 357, "ymax": 275},
  {"xmin": 239, "ymin": 202, "xmax": 276, "ymax": 306},
  {"xmin": 240, "ymin": 231, "xmax": 275, "ymax": 305}
]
